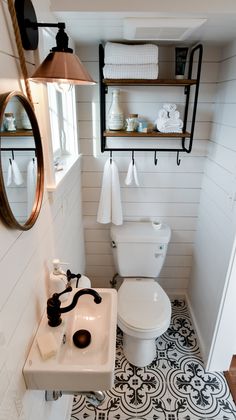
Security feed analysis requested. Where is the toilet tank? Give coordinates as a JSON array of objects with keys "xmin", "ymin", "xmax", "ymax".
[{"xmin": 110, "ymin": 222, "xmax": 171, "ymax": 277}]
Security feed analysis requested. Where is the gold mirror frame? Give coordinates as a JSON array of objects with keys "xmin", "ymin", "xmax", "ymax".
[{"xmin": 0, "ymin": 91, "xmax": 44, "ymax": 230}]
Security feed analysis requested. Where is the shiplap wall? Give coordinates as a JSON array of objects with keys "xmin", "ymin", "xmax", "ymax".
[
  {"xmin": 188, "ymin": 39, "xmax": 236, "ymax": 367},
  {"xmin": 77, "ymin": 43, "xmax": 220, "ymax": 291},
  {"xmin": 0, "ymin": 1, "xmax": 85, "ymax": 419}
]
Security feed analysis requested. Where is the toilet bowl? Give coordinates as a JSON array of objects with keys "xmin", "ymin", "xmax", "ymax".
[
  {"xmin": 118, "ymin": 277, "xmax": 171, "ymax": 366},
  {"xmin": 111, "ymin": 222, "xmax": 171, "ymax": 367}
]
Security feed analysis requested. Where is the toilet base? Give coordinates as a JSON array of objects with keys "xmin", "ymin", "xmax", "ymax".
[{"xmin": 123, "ymin": 333, "xmax": 156, "ymax": 367}]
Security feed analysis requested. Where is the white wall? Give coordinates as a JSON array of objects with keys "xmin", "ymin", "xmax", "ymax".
[
  {"xmin": 188, "ymin": 38, "xmax": 236, "ymax": 367},
  {"xmin": 78, "ymin": 43, "xmax": 220, "ymax": 292},
  {"xmin": 0, "ymin": 1, "xmax": 85, "ymax": 419}
]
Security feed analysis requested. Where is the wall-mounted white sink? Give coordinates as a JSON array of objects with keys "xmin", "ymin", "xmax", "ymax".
[{"xmin": 23, "ymin": 288, "xmax": 117, "ymax": 391}]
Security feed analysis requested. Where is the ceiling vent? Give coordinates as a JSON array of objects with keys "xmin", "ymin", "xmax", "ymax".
[{"xmin": 123, "ymin": 18, "xmax": 206, "ymax": 41}]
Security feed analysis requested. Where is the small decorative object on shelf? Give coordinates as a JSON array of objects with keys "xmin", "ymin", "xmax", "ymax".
[
  {"xmin": 3, "ymin": 112, "xmax": 16, "ymax": 131},
  {"xmin": 155, "ymin": 103, "xmax": 183, "ymax": 133},
  {"xmin": 126, "ymin": 114, "xmax": 138, "ymax": 132},
  {"xmin": 175, "ymin": 47, "xmax": 188, "ymax": 80},
  {"xmin": 108, "ymin": 89, "xmax": 124, "ymax": 130}
]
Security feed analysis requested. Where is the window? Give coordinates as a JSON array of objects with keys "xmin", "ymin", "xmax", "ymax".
[{"xmin": 47, "ymin": 84, "xmax": 78, "ymax": 167}]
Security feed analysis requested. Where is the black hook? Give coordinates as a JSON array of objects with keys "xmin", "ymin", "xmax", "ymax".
[
  {"xmin": 110, "ymin": 150, "xmax": 112, "ymax": 164},
  {"xmin": 154, "ymin": 151, "xmax": 158, "ymax": 166},
  {"xmin": 177, "ymin": 151, "xmax": 181, "ymax": 166},
  {"xmin": 11, "ymin": 150, "xmax": 14, "ymax": 160},
  {"xmin": 132, "ymin": 150, "xmax": 134, "ymax": 165}
]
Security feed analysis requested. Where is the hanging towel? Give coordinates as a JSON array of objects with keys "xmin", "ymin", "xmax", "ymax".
[
  {"xmin": 12, "ymin": 160, "xmax": 23, "ymax": 185},
  {"xmin": 27, "ymin": 158, "xmax": 37, "ymax": 217},
  {"xmin": 104, "ymin": 42, "xmax": 159, "ymax": 65},
  {"xmin": 125, "ymin": 160, "xmax": 139, "ymax": 186},
  {"xmin": 111, "ymin": 159, "xmax": 123, "ymax": 225},
  {"xmin": 103, "ymin": 64, "xmax": 159, "ymax": 80},
  {"xmin": 97, "ymin": 158, "xmax": 123, "ymax": 225},
  {"xmin": 7, "ymin": 160, "xmax": 12, "ymax": 186}
]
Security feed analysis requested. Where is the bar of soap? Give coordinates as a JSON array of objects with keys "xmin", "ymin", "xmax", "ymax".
[{"xmin": 36, "ymin": 332, "xmax": 58, "ymax": 361}]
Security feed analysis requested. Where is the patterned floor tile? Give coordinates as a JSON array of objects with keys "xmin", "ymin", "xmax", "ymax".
[{"xmin": 70, "ymin": 299, "xmax": 236, "ymax": 420}]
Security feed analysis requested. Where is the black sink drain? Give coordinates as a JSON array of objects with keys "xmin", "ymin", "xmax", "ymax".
[{"xmin": 73, "ymin": 329, "xmax": 91, "ymax": 348}]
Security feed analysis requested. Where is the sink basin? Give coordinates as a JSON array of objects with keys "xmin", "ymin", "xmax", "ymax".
[{"xmin": 23, "ymin": 288, "xmax": 117, "ymax": 391}]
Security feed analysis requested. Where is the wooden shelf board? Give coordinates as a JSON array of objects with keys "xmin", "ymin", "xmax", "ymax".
[
  {"xmin": 103, "ymin": 79, "xmax": 197, "ymax": 86},
  {"xmin": 104, "ymin": 130, "xmax": 191, "ymax": 138},
  {"xmin": 0, "ymin": 130, "xmax": 33, "ymax": 137}
]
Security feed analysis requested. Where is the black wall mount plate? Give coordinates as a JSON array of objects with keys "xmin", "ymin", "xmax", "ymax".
[{"xmin": 14, "ymin": 0, "xmax": 38, "ymax": 50}]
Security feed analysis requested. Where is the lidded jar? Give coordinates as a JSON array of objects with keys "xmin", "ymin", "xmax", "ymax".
[
  {"xmin": 108, "ymin": 89, "xmax": 124, "ymax": 130},
  {"xmin": 4, "ymin": 112, "xmax": 16, "ymax": 131}
]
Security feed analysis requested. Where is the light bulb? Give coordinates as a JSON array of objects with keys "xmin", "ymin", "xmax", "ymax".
[{"xmin": 53, "ymin": 82, "xmax": 72, "ymax": 93}]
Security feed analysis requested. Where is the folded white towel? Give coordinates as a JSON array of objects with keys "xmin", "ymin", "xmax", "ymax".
[
  {"xmin": 97, "ymin": 158, "xmax": 123, "ymax": 225},
  {"xmin": 159, "ymin": 125, "xmax": 183, "ymax": 133},
  {"xmin": 27, "ymin": 158, "xmax": 37, "ymax": 217},
  {"xmin": 125, "ymin": 161, "xmax": 139, "ymax": 186},
  {"xmin": 103, "ymin": 64, "xmax": 159, "ymax": 80},
  {"xmin": 12, "ymin": 160, "xmax": 23, "ymax": 185},
  {"xmin": 105, "ymin": 42, "xmax": 159, "ymax": 65}
]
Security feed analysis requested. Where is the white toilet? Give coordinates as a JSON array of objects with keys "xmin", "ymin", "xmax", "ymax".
[{"xmin": 110, "ymin": 221, "xmax": 172, "ymax": 367}]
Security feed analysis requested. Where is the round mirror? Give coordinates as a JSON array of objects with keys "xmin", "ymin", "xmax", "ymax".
[{"xmin": 0, "ymin": 91, "xmax": 44, "ymax": 230}]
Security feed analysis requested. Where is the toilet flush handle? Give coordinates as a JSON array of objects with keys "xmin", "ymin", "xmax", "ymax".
[{"xmin": 111, "ymin": 241, "xmax": 117, "ymax": 248}]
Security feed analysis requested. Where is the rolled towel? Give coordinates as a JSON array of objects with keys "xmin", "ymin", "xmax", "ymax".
[
  {"xmin": 105, "ymin": 42, "xmax": 159, "ymax": 65},
  {"xmin": 169, "ymin": 110, "xmax": 180, "ymax": 120},
  {"xmin": 163, "ymin": 103, "xmax": 177, "ymax": 113},
  {"xmin": 103, "ymin": 64, "xmax": 159, "ymax": 80}
]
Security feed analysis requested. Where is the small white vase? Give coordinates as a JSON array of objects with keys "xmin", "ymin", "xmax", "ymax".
[{"xmin": 108, "ymin": 89, "xmax": 124, "ymax": 130}]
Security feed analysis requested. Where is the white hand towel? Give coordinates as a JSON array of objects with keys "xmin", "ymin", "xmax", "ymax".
[
  {"xmin": 97, "ymin": 159, "xmax": 112, "ymax": 224},
  {"xmin": 125, "ymin": 161, "xmax": 139, "ymax": 186},
  {"xmin": 133, "ymin": 163, "xmax": 139, "ymax": 186},
  {"xmin": 125, "ymin": 161, "xmax": 133, "ymax": 186},
  {"xmin": 104, "ymin": 42, "xmax": 159, "ymax": 65},
  {"xmin": 7, "ymin": 160, "xmax": 12, "ymax": 186},
  {"xmin": 12, "ymin": 160, "xmax": 23, "ymax": 185},
  {"xmin": 97, "ymin": 159, "xmax": 123, "ymax": 225},
  {"xmin": 111, "ymin": 160, "xmax": 123, "ymax": 225},
  {"xmin": 27, "ymin": 158, "xmax": 37, "ymax": 217}
]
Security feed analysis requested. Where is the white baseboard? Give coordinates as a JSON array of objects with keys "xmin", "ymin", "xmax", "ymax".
[{"xmin": 185, "ymin": 292, "xmax": 207, "ymax": 367}]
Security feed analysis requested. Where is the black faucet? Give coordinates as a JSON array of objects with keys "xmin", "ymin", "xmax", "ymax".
[{"xmin": 47, "ymin": 287, "xmax": 102, "ymax": 327}]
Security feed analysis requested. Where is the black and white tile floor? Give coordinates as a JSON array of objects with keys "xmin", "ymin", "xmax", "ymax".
[{"xmin": 71, "ymin": 299, "xmax": 236, "ymax": 420}]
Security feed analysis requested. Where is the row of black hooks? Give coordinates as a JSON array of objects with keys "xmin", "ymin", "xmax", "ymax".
[{"xmin": 109, "ymin": 150, "xmax": 181, "ymax": 166}]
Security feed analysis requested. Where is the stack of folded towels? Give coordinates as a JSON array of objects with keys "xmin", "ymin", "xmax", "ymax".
[
  {"xmin": 103, "ymin": 42, "xmax": 159, "ymax": 79},
  {"xmin": 155, "ymin": 103, "xmax": 183, "ymax": 133}
]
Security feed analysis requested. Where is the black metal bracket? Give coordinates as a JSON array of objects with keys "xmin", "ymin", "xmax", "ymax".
[
  {"xmin": 99, "ymin": 43, "xmax": 203, "ymax": 164},
  {"xmin": 14, "ymin": 0, "xmax": 70, "ymax": 52}
]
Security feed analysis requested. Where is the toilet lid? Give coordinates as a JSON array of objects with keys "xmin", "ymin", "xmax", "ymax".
[{"xmin": 118, "ymin": 278, "xmax": 171, "ymax": 330}]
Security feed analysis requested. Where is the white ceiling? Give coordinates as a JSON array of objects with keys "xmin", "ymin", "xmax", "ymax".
[{"xmin": 50, "ymin": 1, "xmax": 236, "ymax": 46}]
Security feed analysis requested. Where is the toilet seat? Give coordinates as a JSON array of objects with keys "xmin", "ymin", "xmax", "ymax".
[{"xmin": 118, "ymin": 278, "xmax": 171, "ymax": 332}]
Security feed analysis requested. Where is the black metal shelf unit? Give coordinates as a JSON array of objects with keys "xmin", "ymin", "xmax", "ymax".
[{"xmin": 99, "ymin": 43, "xmax": 203, "ymax": 165}]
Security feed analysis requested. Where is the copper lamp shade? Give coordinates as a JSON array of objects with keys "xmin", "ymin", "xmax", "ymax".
[
  {"xmin": 15, "ymin": 0, "xmax": 95, "ymax": 86},
  {"xmin": 30, "ymin": 51, "xmax": 95, "ymax": 85}
]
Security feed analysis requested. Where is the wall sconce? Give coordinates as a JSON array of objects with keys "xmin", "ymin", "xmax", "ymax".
[{"xmin": 14, "ymin": 0, "xmax": 95, "ymax": 86}]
